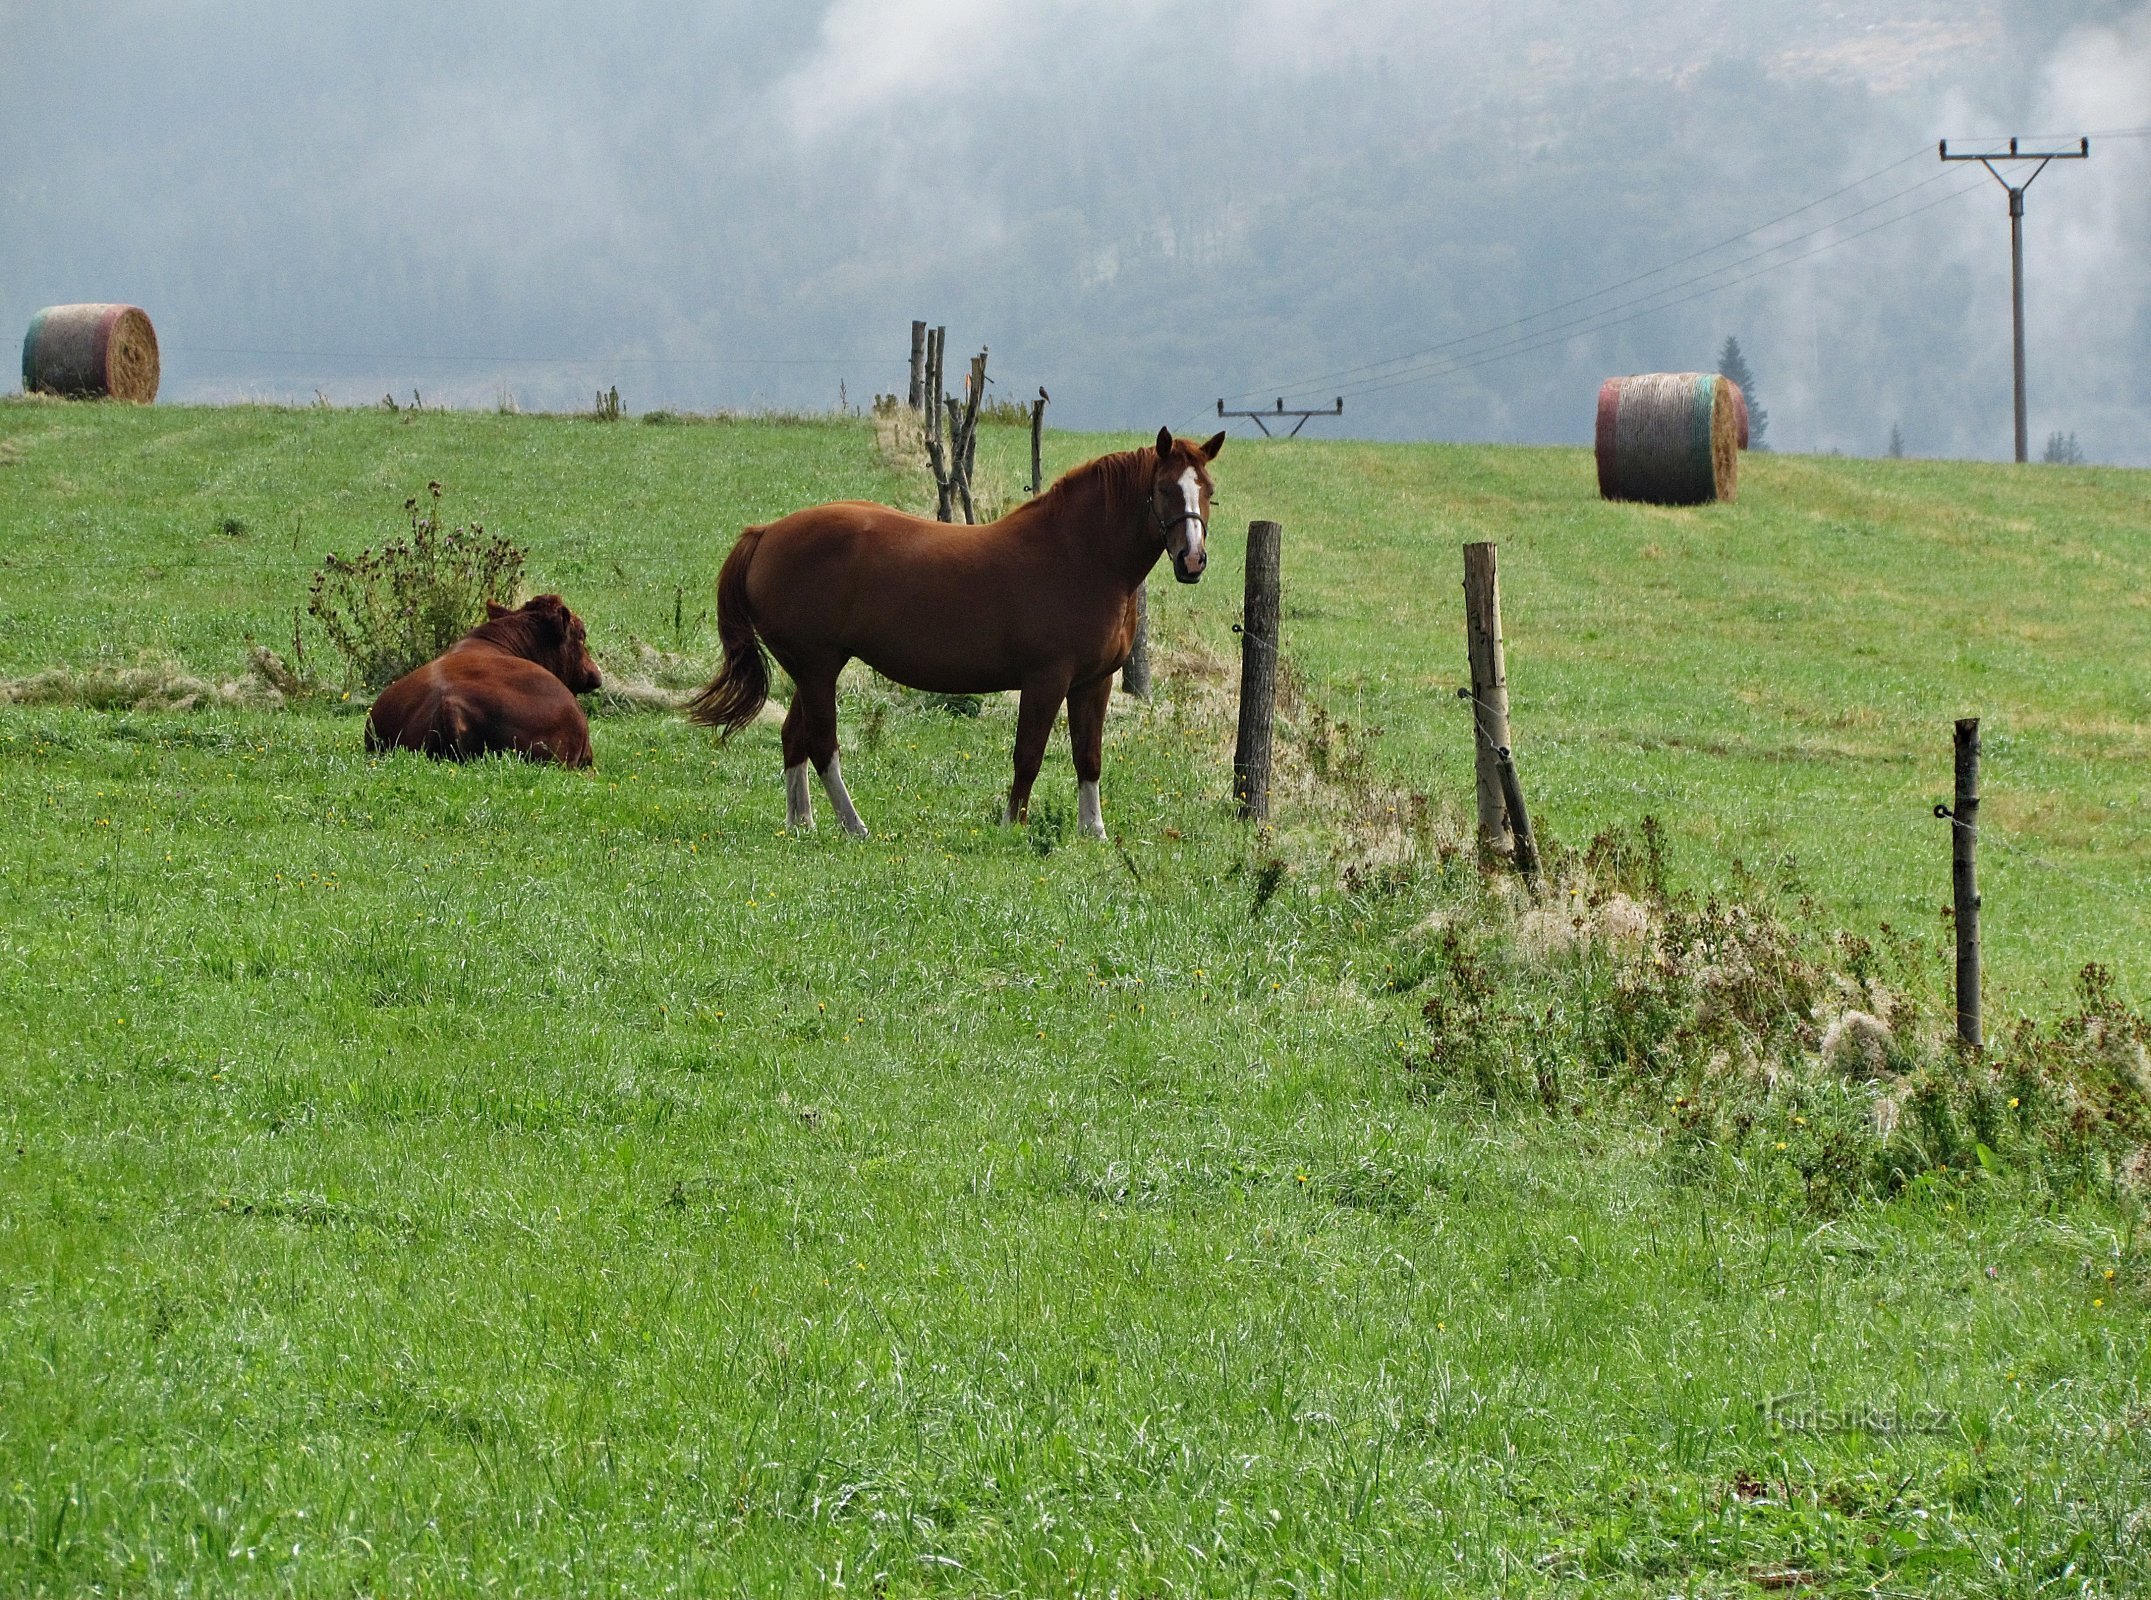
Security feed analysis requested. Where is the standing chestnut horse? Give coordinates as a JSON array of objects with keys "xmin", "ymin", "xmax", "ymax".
[{"xmin": 689, "ymin": 426, "xmax": 1223, "ymax": 838}]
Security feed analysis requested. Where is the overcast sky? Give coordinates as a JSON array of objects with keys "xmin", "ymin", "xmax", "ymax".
[{"xmin": 4, "ymin": 1, "xmax": 2146, "ymax": 462}]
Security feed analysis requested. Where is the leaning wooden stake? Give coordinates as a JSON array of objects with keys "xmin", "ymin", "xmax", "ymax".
[
  {"xmin": 1946, "ymin": 716, "xmax": 1983, "ymax": 1049},
  {"xmin": 1461, "ymin": 541, "xmax": 1515, "ymax": 860},
  {"xmin": 1493, "ymin": 744, "xmax": 1541, "ymax": 890},
  {"xmin": 908, "ymin": 320, "xmax": 927, "ymax": 413},
  {"xmin": 1234, "ymin": 519, "xmax": 1283, "ymax": 821},
  {"xmin": 1121, "ymin": 584, "xmax": 1151, "ymax": 699}
]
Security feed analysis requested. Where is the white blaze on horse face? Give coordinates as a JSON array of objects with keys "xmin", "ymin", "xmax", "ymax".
[
  {"xmin": 817, "ymin": 752, "xmax": 870, "ymax": 838},
  {"xmin": 1175, "ymin": 468, "xmax": 1207, "ymax": 574},
  {"xmin": 784, "ymin": 760, "xmax": 815, "ymax": 830},
  {"xmin": 1078, "ymin": 780, "xmax": 1104, "ymax": 839}
]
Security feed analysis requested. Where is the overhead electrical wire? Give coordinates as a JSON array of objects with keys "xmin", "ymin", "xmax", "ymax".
[
  {"xmin": 1204, "ymin": 125, "xmax": 2124, "ymax": 415},
  {"xmin": 1337, "ymin": 174, "xmax": 1992, "ymax": 402},
  {"xmin": 1214, "ymin": 143, "xmax": 1942, "ymax": 406},
  {"xmin": 1328, "ymin": 167, "xmax": 1969, "ymax": 399}
]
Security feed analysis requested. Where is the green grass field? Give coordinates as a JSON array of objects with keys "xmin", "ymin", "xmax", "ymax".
[{"xmin": 1, "ymin": 401, "xmax": 2146, "ymax": 1596}]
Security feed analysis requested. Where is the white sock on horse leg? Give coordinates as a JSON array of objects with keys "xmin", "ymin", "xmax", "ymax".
[
  {"xmin": 818, "ymin": 753, "xmax": 870, "ymax": 838},
  {"xmin": 784, "ymin": 761, "xmax": 816, "ymax": 829},
  {"xmin": 1078, "ymin": 780, "xmax": 1104, "ymax": 839}
]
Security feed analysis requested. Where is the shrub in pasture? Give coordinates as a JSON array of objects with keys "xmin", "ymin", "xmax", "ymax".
[{"xmin": 305, "ymin": 482, "xmax": 527, "ymax": 690}]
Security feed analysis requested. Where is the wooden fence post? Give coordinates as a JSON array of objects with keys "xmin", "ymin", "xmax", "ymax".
[
  {"xmin": 1945, "ymin": 716, "xmax": 1982, "ymax": 1049},
  {"xmin": 925, "ymin": 328, "xmax": 953, "ymax": 522},
  {"xmin": 954, "ymin": 350, "xmax": 986, "ymax": 524},
  {"xmin": 908, "ymin": 320, "xmax": 927, "ymax": 412},
  {"xmin": 1029, "ymin": 387, "xmax": 1048, "ymax": 496},
  {"xmin": 1234, "ymin": 519, "xmax": 1283, "ymax": 821},
  {"xmin": 1461, "ymin": 541, "xmax": 1515, "ymax": 860},
  {"xmin": 1121, "ymin": 584, "xmax": 1151, "ymax": 698}
]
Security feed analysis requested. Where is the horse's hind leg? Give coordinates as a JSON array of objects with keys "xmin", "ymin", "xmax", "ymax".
[
  {"xmin": 818, "ymin": 750, "xmax": 869, "ymax": 839},
  {"xmin": 1065, "ymin": 673, "xmax": 1112, "ymax": 839},
  {"xmin": 1006, "ymin": 676, "xmax": 1068, "ymax": 825},
  {"xmin": 780, "ymin": 664, "xmax": 869, "ymax": 837}
]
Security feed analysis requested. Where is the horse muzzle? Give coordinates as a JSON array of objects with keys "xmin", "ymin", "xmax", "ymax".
[{"xmin": 1168, "ymin": 530, "xmax": 1207, "ymax": 584}]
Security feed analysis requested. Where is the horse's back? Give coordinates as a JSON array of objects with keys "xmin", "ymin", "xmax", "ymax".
[
  {"xmin": 746, "ymin": 498, "xmax": 1094, "ymax": 691},
  {"xmin": 368, "ymin": 650, "xmax": 591, "ymax": 767}
]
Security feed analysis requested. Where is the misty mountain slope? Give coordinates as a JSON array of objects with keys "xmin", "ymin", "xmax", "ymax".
[{"xmin": 2, "ymin": 1, "xmax": 2143, "ymax": 459}]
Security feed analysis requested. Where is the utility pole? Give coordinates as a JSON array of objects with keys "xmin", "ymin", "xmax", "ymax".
[
  {"xmin": 1215, "ymin": 396, "xmax": 1344, "ymax": 438},
  {"xmin": 1940, "ymin": 136, "xmax": 2089, "ymax": 463}
]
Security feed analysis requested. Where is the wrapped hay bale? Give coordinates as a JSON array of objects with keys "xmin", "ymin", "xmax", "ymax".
[
  {"xmin": 1594, "ymin": 372, "xmax": 1738, "ymax": 505},
  {"xmin": 1725, "ymin": 379, "xmax": 1750, "ymax": 450},
  {"xmin": 21, "ymin": 304, "xmax": 160, "ymax": 401}
]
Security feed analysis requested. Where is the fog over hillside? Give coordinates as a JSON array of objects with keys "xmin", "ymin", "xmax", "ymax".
[{"xmin": 3, "ymin": 1, "xmax": 2146, "ymax": 462}]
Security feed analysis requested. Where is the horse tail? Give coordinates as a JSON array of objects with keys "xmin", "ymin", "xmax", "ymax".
[{"xmin": 687, "ymin": 524, "xmax": 772, "ymax": 737}]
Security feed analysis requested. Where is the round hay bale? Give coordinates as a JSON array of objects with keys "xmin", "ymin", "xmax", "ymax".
[
  {"xmin": 21, "ymin": 304, "xmax": 160, "ymax": 402},
  {"xmin": 1725, "ymin": 379, "xmax": 1750, "ymax": 449},
  {"xmin": 1593, "ymin": 372, "xmax": 1737, "ymax": 505}
]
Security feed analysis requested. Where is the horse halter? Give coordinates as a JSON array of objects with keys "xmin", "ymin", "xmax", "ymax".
[{"xmin": 1148, "ymin": 478, "xmax": 1207, "ymax": 548}]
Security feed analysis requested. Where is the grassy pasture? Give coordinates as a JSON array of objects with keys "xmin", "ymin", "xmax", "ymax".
[{"xmin": 0, "ymin": 401, "xmax": 2147, "ymax": 1596}]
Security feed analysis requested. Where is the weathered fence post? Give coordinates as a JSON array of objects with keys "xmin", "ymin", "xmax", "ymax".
[
  {"xmin": 1029, "ymin": 387, "xmax": 1048, "ymax": 496},
  {"xmin": 908, "ymin": 320, "xmax": 927, "ymax": 412},
  {"xmin": 953, "ymin": 350, "xmax": 986, "ymax": 524},
  {"xmin": 1944, "ymin": 716, "xmax": 1982, "ymax": 1049},
  {"xmin": 925, "ymin": 328, "xmax": 953, "ymax": 521},
  {"xmin": 1461, "ymin": 541, "xmax": 1515, "ymax": 860},
  {"xmin": 1121, "ymin": 585, "xmax": 1151, "ymax": 698},
  {"xmin": 1234, "ymin": 519, "xmax": 1283, "ymax": 821}
]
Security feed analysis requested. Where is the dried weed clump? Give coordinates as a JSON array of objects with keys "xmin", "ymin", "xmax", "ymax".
[
  {"xmin": 306, "ymin": 482, "xmax": 526, "ymax": 690},
  {"xmin": 1393, "ymin": 816, "xmax": 2151, "ymax": 1209},
  {"xmin": 0, "ymin": 648, "xmax": 299, "ymax": 712},
  {"xmin": 1152, "ymin": 640, "xmax": 1468, "ymax": 896}
]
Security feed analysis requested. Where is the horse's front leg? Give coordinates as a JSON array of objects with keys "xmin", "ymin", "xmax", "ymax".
[
  {"xmin": 1006, "ymin": 678, "xmax": 1067, "ymax": 825},
  {"xmin": 1064, "ymin": 673, "xmax": 1112, "ymax": 839}
]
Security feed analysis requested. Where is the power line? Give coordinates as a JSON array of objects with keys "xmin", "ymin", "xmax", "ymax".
[
  {"xmin": 1215, "ymin": 143, "xmax": 1941, "ymax": 407},
  {"xmin": 1335, "ymin": 174, "xmax": 1990, "ymax": 403}
]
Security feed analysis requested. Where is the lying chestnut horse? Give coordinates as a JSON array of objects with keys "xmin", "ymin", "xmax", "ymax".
[
  {"xmin": 689, "ymin": 426, "xmax": 1222, "ymax": 838},
  {"xmin": 366, "ymin": 594, "xmax": 602, "ymax": 767}
]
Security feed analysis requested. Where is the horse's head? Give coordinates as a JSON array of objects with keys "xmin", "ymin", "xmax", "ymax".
[
  {"xmin": 486, "ymin": 594, "xmax": 603, "ymax": 694},
  {"xmin": 1151, "ymin": 426, "xmax": 1225, "ymax": 584}
]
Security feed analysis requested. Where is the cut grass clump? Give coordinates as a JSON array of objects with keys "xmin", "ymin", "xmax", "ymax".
[
  {"xmin": 305, "ymin": 481, "xmax": 526, "ymax": 690},
  {"xmin": 0, "ymin": 648, "xmax": 298, "ymax": 712}
]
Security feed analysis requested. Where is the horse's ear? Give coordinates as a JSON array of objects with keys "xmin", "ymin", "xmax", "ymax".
[
  {"xmin": 484, "ymin": 599, "xmax": 510, "ymax": 619},
  {"xmin": 1200, "ymin": 430, "xmax": 1225, "ymax": 460},
  {"xmin": 1155, "ymin": 425, "xmax": 1174, "ymax": 457}
]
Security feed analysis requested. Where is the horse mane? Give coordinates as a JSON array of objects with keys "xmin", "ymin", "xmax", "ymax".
[
  {"xmin": 463, "ymin": 599, "xmax": 563, "ymax": 659},
  {"xmin": 1036, "ymin": 445, "xmax": 1155, "ymax": 513}
]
